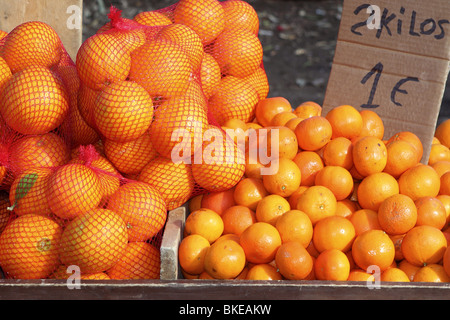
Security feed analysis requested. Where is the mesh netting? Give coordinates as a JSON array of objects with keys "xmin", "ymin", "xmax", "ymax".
[{"xmin": 0, "ymin": 0, "xmax": 267, "ymax": 279}]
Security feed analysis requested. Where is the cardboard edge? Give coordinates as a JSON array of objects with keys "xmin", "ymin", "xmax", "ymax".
[{"xmin": 159, "ymin": 204, "xmax": 187, "ymax": 280}]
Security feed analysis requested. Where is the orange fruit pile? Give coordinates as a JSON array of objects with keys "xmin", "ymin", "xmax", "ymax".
[{"xmin": 183, "ymin": 100, "xmax": 450, "ymax": 282}]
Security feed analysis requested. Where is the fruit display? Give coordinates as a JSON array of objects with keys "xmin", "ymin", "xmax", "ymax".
[{"xmin": 0, "ymin": 0, "xmax": 449, "ymax": 285}]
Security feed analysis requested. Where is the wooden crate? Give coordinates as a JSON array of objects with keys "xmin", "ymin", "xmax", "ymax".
[{"xmin": 0, "ymin": 204, "xmax": 449, "ymax": 300}]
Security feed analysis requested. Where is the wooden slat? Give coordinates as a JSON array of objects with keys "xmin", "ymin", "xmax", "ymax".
[
  {"xmin": 0, "ymin": 279, "xmax": 448, "ymax": 300},
  {"xmin": 0, "ymin": 0, "xmax": 82, "ymax": 62}
]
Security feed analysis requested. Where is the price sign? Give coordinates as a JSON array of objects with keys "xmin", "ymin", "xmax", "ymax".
[{"xmin": 323, "ymin": 0, "xmax": 450, "ymax": 163}]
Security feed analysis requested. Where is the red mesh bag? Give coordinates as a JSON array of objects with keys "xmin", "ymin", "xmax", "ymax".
[{"xmin": 0, "ymin": 0, "xmax": 268, "ymax": 280}]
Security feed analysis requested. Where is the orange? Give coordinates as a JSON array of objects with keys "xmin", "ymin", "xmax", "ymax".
[
  {"xmin": 244, "ymin": 150, "xmax": 266, "ymax": 180},
  {"xmin": 293, "ymin": 101, "xmax": 322, "ymax": 119},
  {"xmin": 239, "ymin": 222, "xmax": 282, "ymax": 264},
  {"xmin": 184, "ymin": 208, "xmax": 224, "ymax": 243},
  {"xmin": 415, "ymin": 196, "xmax": 447, "ymax": 230},
  {"xmin": 275, "ymin": 241, "xmax": 313, "ymax": 280},
  {"xmin": 2, "ymin": 21, "xmax": 61, "ymax": 73},
  {"xmin": 314, "ymin": 166, "xmax": 354, "ymax": 201},
  {"xmin": 77, "ymin": 31, "xmax": 144, "ymax": 90},
  {"xmin": 380, "ymin": 268, "xmax": 410, "ymax": 282},
  {"xmin": 107, "ymin": 242, "xmax": 160, "ymax": 280},
  {"xmin": 208, "ymin": 76, "xmax": 259, "ymax": 125},
  {"xmin": 431, "ymin": 160, "xmax": 450, "ymax": 178},
  {"xmin": 287, "ymin": 186, "xmax": 309, "ymax": 209},
  {"xmin": 93, "ymin": 80, "xmax": 153, "ymax": 142},
  {"xmin": 192, "ymin": 126, "xmax": 246, "ymax": 192},
  {"xmin": 352, "ymin": 136, "xmax": 387, "ymax": 177},
  {"xmin": 428, "ymin": 143, "xmax": 450, "ymax": 165},
  {"xmin": 359, "ymin": 109, "xmax": 385, "ymax": 140},
  {"xmin": 221, "ymin": 0, "xmax": 259, "ymax": 35},
  {"xmin": 350, "ymin": 209, "xmax": 382, "ymax": 236},
  {"xmin": 70, "ymin": 152, "xmax": 121, "ymax": 198},
  {"xmin": 221, "ymin": 205, "xmax": 256, "ymax": 236},
  {"xmin": 0, "ymin": 192, "xmax": 10, "ymax": 234},
  {"xmin": 77, "ymin": 84, "xmax": 100, "ymax": 128},
  {"xmin": 8, "ymin": 132, "xmax": 70, "ymax": 176},
  {"xmin": 401, "ymin": 225, "xmax": 447, "ymax": 267},
  {"xmin": 178, "ymin": 234, "xmax": 210, "ymax": 275},
  {"xmin": 314, "ymin": 249, "xmax": 350, "ymax": 281},
  {"xmin": 390, "ymin": 233, "xmax": 405, "ymax": 261},
  {"xmin": 357, "ymin": 172, "xmax": 399, "ymax": 211},
  {"xmin": 234, "ymin": 177, "xmax": 269, "ymax": 211},
  {"xmin": 295, "ymin": 116, "xmax": 332, "ymax": 151},
  {"xmin": 255, "ymin": 97, "xmax": 292, "ymax": 127},
  {"xmin": 312, "ymin": 215, "xmax": 356, "ymax": 253},
  {"xmin": 0, "ymin": 56, "xmax": 12, "ymax": 93},
  {"xmin": 59, "ymin": 208, "xmax": 128, "ymax": 274},
  {"xmin": 255, "ymin": 194, "xmax": 291, "ymax": 226},
  {"xmin": 49, "ymin": 265, "xmax": 111, "ymax": 280},
  {"xmin": 8, "ymin": 167, "xmax": 53, "ymax": 217},
  {"xmin": 104, "ymin": 131, "xmax": 157, "ymax": 175},
  {"xmin": 152, "ymin": 88, "xmax": 208, "ymax": 157},
  {"xmin": 335, "ymin": 199, "xmax": 359, "ymax": 218},
  {"xmin": 322, "ymin": 137, "xmax": 353, "ymax": 170},
  {"xmin": 0, "ymin": 30, "xmax": 7, "ymax": 41},
  {"xmin": 444, "ymin": 246, "xmax": 450, "ymax": 278},
  {"xmin": 296, "ymin": 185, "xmax": 337, "ymax": 225},
  {"xmin": 204, "ymin": 239, "xmax": 246, "ymax": 279},
  {"xmin": 199, "ymin": 53, "xmax": 221, "ymax": 99},
  {"xmin": 437, "ymin": 194, "xmax": 450, "ymax": 226},
  {"xmin": 387, "ymin": 131, "xmax": 424, "ymax": 163},
  {"xmin": 383, "ymin": 140, "xmax": 420, "ymax": 178},
  {"xmin": 398, "ymin": 164, "xmax": 440, "ymax": 201},
  {"xmin": 413, "ymin": 264, "xmax": 450, "ymax": 282},
  {"xmin": 133, "ymin": 10, "xmax": 172, "ymax": 26},
  {"xmin": 441, "ymin": 171, "xmax": 450, "ymax": 196},
  {"xmin": 435, "ymin": 119, "xmax": 450, "ymax": 149},
  {"xmin": 351, "ymin": 229, "xmax": 395, "ymax": 271},
  {"xmin": 398, "ymin": 259, "xmax": 421, "ymax": 281},
  {"xmin": 347, "ymin": 269, "xmax": 375, "ymax": 282},
  {"xmin": 245, "ymin": 263, "xmax": 282, "ymax": 280},
  {"xmin": 138, "ymin": 156, "xmax": 194, "ymax": 211},
  {"xmin": 107, "ymin": 181, "xmax": 167, "ymax": 242},
  {"xmin": 325, "ymin": 105, "xmax": 363, "ymax": 140},
  {"xmin": 0, "ymin": 214, "xmax": 62, "ymax": 279},
  {"xmin": 284, "ymin": 117, "xmax": 303, "ymax": 132},
  {"xmin": 270, "ymin": 112, "xmax": 298, "ymax": 127},
  {"xmin": 377, "ymin": 194, "xmax": 418, "ymax": 235},
  {"xmin": 215, "ymin": 233, "xmax": 240, "ymax": 244},
  {"xmin": 151, "ymin": 94, "xmax": 208, "ymax": 160},
  {"xmin": 265, "ymin": 126, "xmax": 298, "ymax": 161},
  {"xmin": 243, "ymin": 67, "xmax": 269, "ymax": 101},
  {"xmin": 130, "ymin": 37, "xmax": 190, "ymax": 98},
  {"xmin": 173, "ymin": 0, "xmax": 225, "ymax": 45},
  {"xmin": 212, "ymin": 28, "xmax": 262, "ymax": 78},
  {"xmin": 262, "ymin": 157, "xmax": 301, "ymax": 197},
  {"xmin": 275, "ymin": 209, "xmax": 313, "ymax": 248},
  {"xmin": 0, "ymin": 65, "xmax": 69, "ymax": 135},
  {"xmin": 156, "ymin": 23, "xmax": 204, "ymax": 72},
  {"xmin": 293, "ymin": 151, "xmax": 324, "ymax": 186},
  {"xmin": 47, "ymin": 164, "xmax": 103, "ymax": 220},
  {"xmin": 189, "ymin": 194, "xmax": 203, "ymax": 213},
  {"xmin": 200, "ymin": 188, "xmax": 236, "ymax": 216}
]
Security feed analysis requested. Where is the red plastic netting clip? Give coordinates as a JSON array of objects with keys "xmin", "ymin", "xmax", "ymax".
[{"xmin": 108, "ymin": 5, "xmax": 143, "ymax": 31}]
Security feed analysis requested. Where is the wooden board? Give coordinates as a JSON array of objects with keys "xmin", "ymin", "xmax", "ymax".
[
  {"xmin": 0, "ymin": 0, "xmax": 82, "ymax": 62},
  {"xmin": 0, "ymin": 279, "xmax": 448, "ymax": 300}
]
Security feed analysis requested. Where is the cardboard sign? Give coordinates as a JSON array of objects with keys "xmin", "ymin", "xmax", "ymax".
[
  {"xmin": 0, "ymin": 0, "xmax": 83, "ymax": 61},
  {"xmin": 323, "ymin": 0, "xmax": 450, "ymax": 163}
]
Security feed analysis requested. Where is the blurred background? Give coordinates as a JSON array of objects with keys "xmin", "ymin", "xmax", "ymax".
[{"xmin": 82, "ymin": 0, "xmax": 450, "ymax": 125}]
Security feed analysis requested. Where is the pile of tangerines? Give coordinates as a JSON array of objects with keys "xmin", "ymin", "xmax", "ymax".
[{"xmin": 181, "ymin": 98, "xmax": 450, "ymax": 282}]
